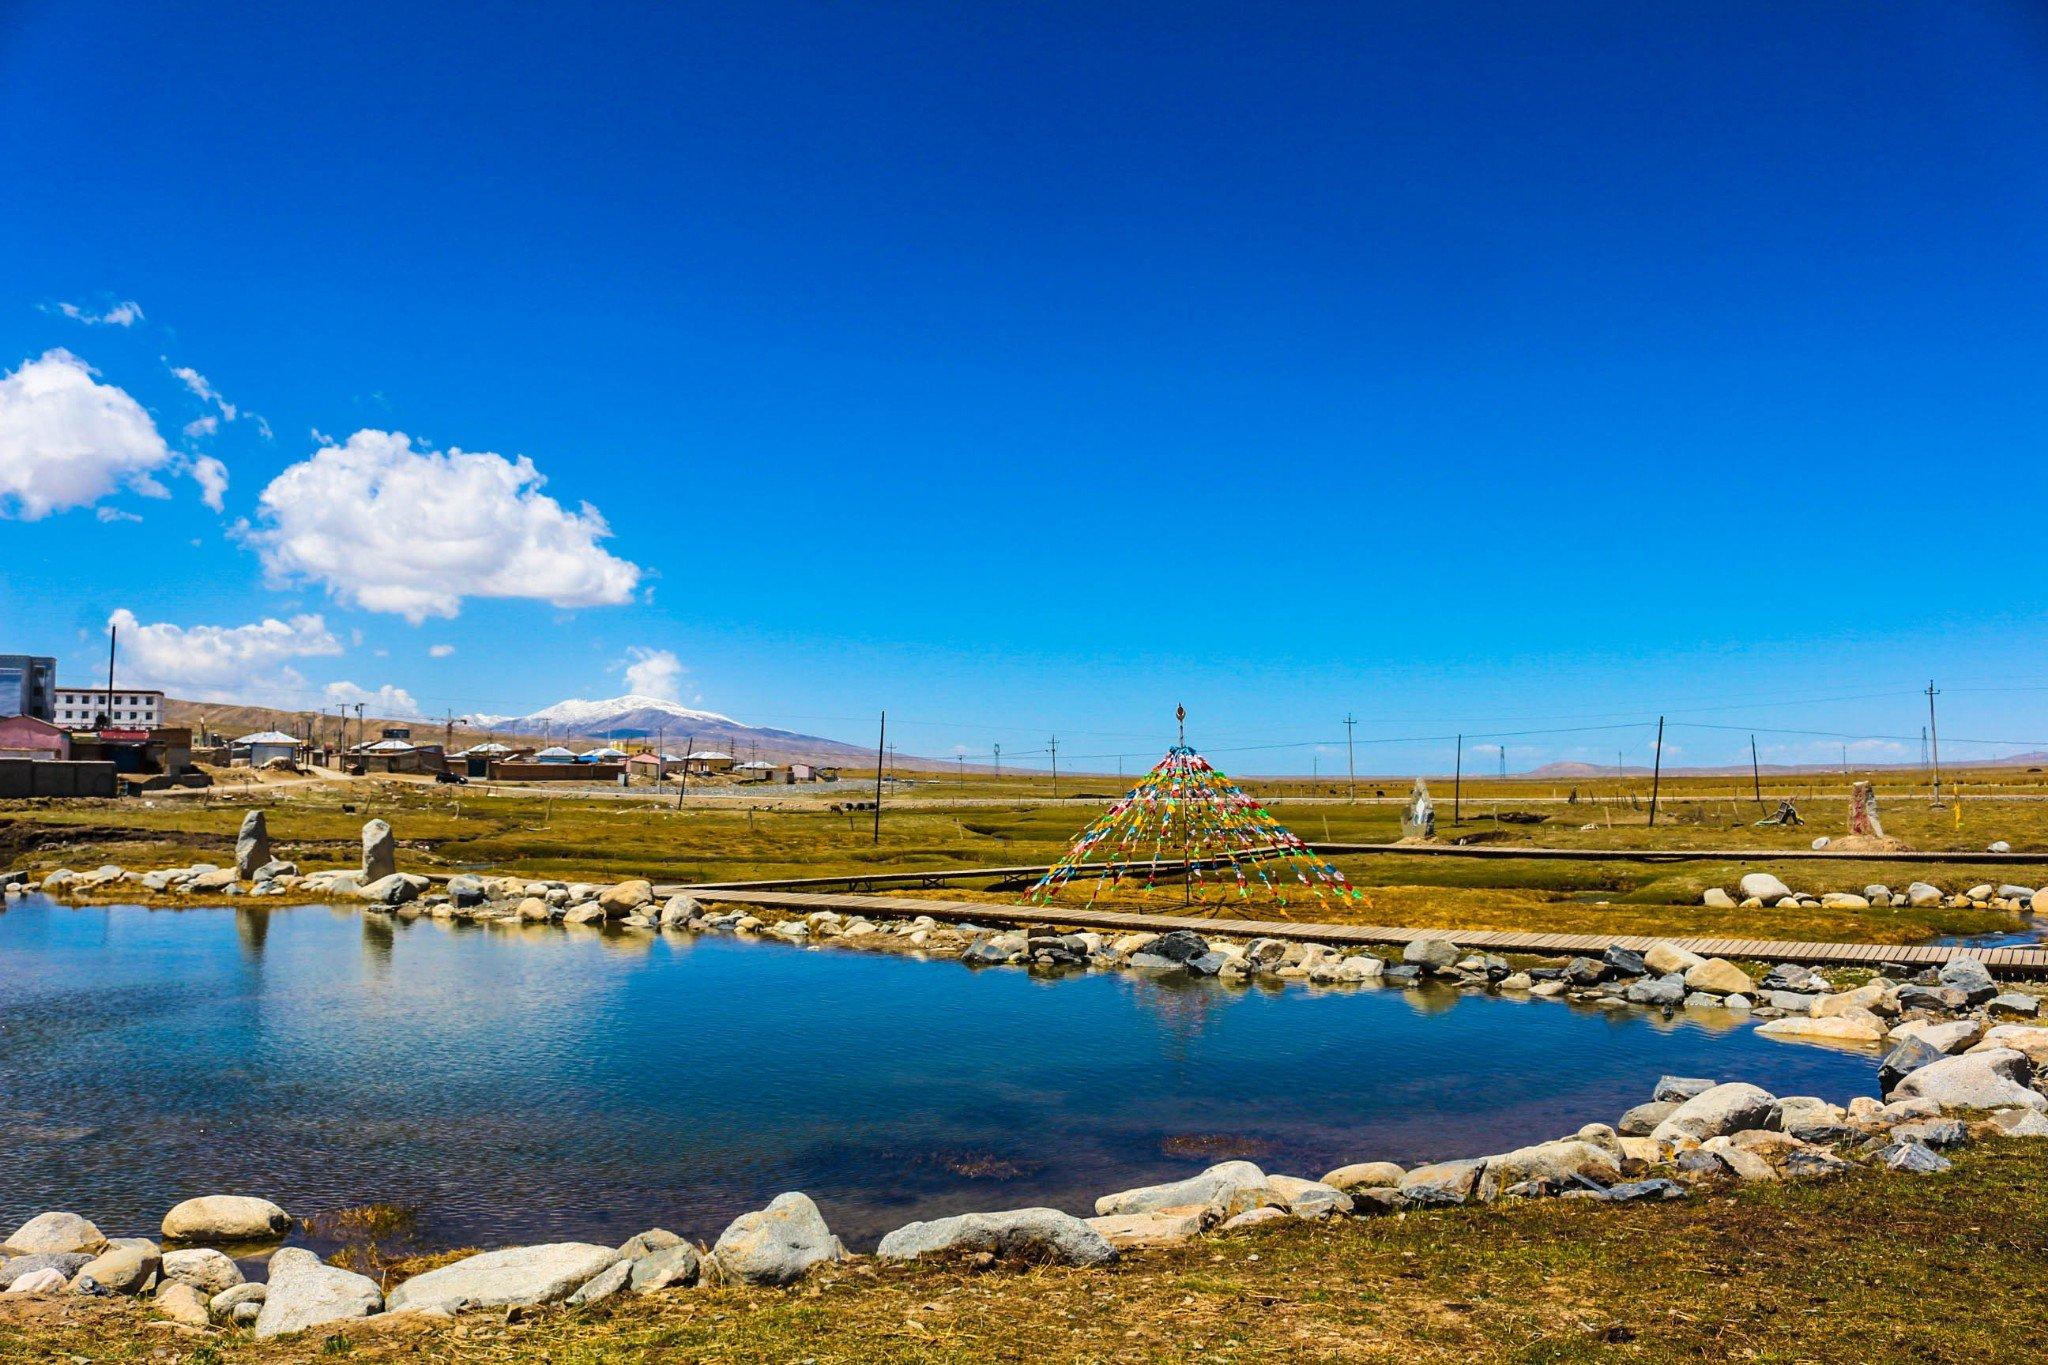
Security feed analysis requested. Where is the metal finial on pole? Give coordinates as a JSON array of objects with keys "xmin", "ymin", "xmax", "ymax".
[{"xmin": 1176, "ymin": 703, "xmax": 1186, "ymax": 749}]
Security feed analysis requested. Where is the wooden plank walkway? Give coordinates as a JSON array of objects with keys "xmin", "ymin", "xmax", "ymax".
[{"xmin": 668, "ymin": 886, "xmax": 2048, "ymax": 977}]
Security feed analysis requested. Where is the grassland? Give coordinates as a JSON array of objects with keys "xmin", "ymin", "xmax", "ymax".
[
  {"xmin": 2, "ymin": 1140, "xmax": 2043, "ymax": 1363},
  {"xmin": 6, "ymin": 767, "xmax": 2044, "ymax": 945}
]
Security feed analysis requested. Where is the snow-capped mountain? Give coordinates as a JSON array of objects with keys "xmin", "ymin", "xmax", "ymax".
[
  {"xmin": 470, "ymin": 694, "xmax": 737, "ymax": 735},
  {"xmin": 465, "ymin": 694, "xmax": 879, "ymax": 765}
]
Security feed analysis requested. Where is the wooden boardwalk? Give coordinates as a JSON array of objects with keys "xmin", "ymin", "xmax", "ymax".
[{"xmin": 667, "ymin": 886, "xmax": 2048, "ymax": 977}]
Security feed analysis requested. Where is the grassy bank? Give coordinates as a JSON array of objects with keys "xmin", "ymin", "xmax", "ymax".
[
  {"xmin": 3, "ymin": 1141, "xmax": 2043, "ymax": 1363},
  {"xmin": 6, "ymin": 776, "xmax": 2041, "ymax": 945}
]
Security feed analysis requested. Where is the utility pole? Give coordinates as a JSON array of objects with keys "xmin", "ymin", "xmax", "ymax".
[
  {"xmin": 1750, "ymin": 734, "xmax": 1762, "ymax": 805},
  {"xmin": 1049, "ymin": 735, "xmax": 1059, "ymax": 800},
  {"xmin": 677, "ymin": 732, "xmax": 693, "ymax": 808},
  {"xmin": 1453, "ymin": 733, "xmax": 1463, "ymax": 825},
  {"xmin": 1926, "ymin": 681, "xmax": 1943, "ymax": 804},
  {"xmin": 1648, "ymin": 716, "xmax": 1666, "ymax": 826},
  {"xmin": 1498, "ymin": 744, "xmax": 1506, "ymax": 779},
  {"xmin": 872, "ymin": 712, "xmax": 886, "ymax": 844},
  {"xmin": 100, "ymin": 622, "xmax": 118, "ymax": 728},
  {"xmin": 993, "ymin": 742, "xmax": 1000, "ymax": 787},
  {"xmin": 1344, "ymin": 712, "xmax": 1357, "ymax": 803}
]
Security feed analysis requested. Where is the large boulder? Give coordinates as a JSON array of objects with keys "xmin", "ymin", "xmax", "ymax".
[
  {"xmin": 1133, "ymin": 930, "xmax": 1210, "ymax": 965},
  {"xmin": 446, "ymin": 874, "xmax": 487, "ymax": 907},
  {"xmin": 1878, "ymin": 1036, "xmax": 1948, "ymax": 1095},
  {"xmin": 659, "ymin": 894, "xmax": 701, "ymax": 928},
  {"xmin": 1261, "ymin": 1175, "xmax": 1353, "ymax": 1218},
  {"xmin": 1905, "ymin": 882, "xmax": 1944, "ymax": 908},
  {"xmin": 1937, "ymin": 958, "xmax": 1997, "ymax": 1005},
  {"xmin": 1086, "ymin": 1206, "xmax": 1211, "ymax": 1249},
  {"xmin": 1755, "ymin": 1014, "xmax": 1886, "ymax": 1045},
  {"xmin": 1683, "ymin": 958, "xmax": 1754, "ymax": 997},
  {"xmin": 356, "ymin": 873, "xmax": 429, "ymax": 907},
  {"xmin": 1738, "ymin": 872, "xmax": 1793, "ymax": 902},
  {"xmin": 157, "ymin": 1281, "xmax": 212, "ymax": 1326},
  {"xmin": 361, "ymin": 819, "xmax": 396, "ymax": 882},
  {"xmin": 161, "ymin": 1247, "xmax": 244, "ymax": 1296},
  {"xmin": 162, "ymin": 1195, "xmax": 291, "ymax": 1243},
  {"xmin": 710, "ymin": 1193, "xmax": 845, "ymax": 1286},
  {"xmin": 1402, "ymin": 937, "xmax": 1460, "ymax": 972},
  {"xmin": 1094, "ymin": 1161, "xmax": 1267, "ymax": 1218},
  {"xmin": 1893, "ymin": 1049, "xmax": 2047, "ymax": 1112},
  {"xmin": 876, "ymin": 1208, "xmax": 1116, "ymax": 1267},
  {"xmin": 1976, "ymin": 1025, "xmax": 2048, "ymax": 1067},
  {"xmin": 1650, "ymin": 1083, "xmax": 1781, "ymax": 1144},
  {"xmin": 72, "ymin": 1243, "xmax": 160, "ymax": 1296},
  {"xmin": 1476, "ymin": 1139, "xmax": 1620, "ymax": 1200},
  {"xmin": 3, "ymin": 1211, "xmax": 104, "ymax": 1256},
  {"xmin": 1320, "ymin": 1161, "xmax": 1406, "ymax": 1192},
  {"xmin": 253, "ymin": 1248, "xmax": 383, "ymax": 1339},
  {"xmin": 387, "ymin": 1242, "xmax": 623, "ymax": 1313},
  {"xmin": 1644, "ymin": 941, "xmax": 1705, "ymax": 975},
  {"xmin": 235, "ymin": 810, "xmax": 272, "ymax": 879},
  {"xmin": 597, "ymin": 880, "xmax": 655, "ymax": 919},
  {"xmin": 1397, "ymin": 1158, "xmax": 1485, "ymax": 1206}
]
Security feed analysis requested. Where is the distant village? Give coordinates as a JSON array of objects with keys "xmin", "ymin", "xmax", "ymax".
[{"xmin": 0, "ymin": 653, "xmax": 841, "ymax": 797}]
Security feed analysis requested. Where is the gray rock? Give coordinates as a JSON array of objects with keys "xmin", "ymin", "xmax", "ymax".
[
  {"xmin": 1402, "ymin": 937, "xmax": 1459, "ymax": 972},
  {"xmin": 2, "ymin": 1212, "xmax": 104, "ymax": 1256},
  {"xmin": 877, "ymin": 1207, "xmax": 1116, "ymax": 1267},
  {"xmin": 361, "ymin": 818, "xmax": 396, "ymax": 882},
  {"xmin": 162, "ymin": 1194, "xmax": 291, "ymax": 1243},
  {"xmin": 356, "ymin": 872, "xmax": 429, "ymax": 907},
  {"xmin": 1893, "ymin": 1049, "xmax": 2047, "ymax": 1112},
  {"xmin": 252, "ymin": 1248, "xmax": 383, "ymax": 1338},
  {"xmin": 156, "ymin": 1280, "xmax": 211, "ymax": 1325},
  {"xmin": 709, "ymin": 1193, "xmax": 845, "ymax": 1286},
  {"xmin": 1987, "ymin": 993, "xmax": 2040, "ymax": 1019},
  {"xmin": 1625, "ymin": 975, "xmax": 1685, "ymax": 1007},
  {"xmin": 1653, "ymin": 1075, "xmax": 1717, "ymax": 1103},
  {"xmin": 446, "ymin": 874, "xmax": 487, "ymax": 907},
  {"xmin": 1618, "ymin": 1100, "xmax": 1680, "ymax": 1136},
  {"xmin": 659, "ymin": 894, "xmax": 701, "ymax": 928},
  {"xmin": 71, "ymin": 1244, "xmax": 159, "ymax": 1296},
  {"xmin": 1133, "ymin": 929, "xmax": 1210, "ymax": 964},
  {"xmin": 162, "ymin": 1247, "xmax": 244, "ymax": 1296},
  {"xmin": 1475, "ymin": 1139, "xmax": 1620, "ymax": 1201},
  {"xmin": 1905, "ymin": 881, "xmax": 1944, "ymax": 908},
  {"xmin": 1604, "ymin": 1178, "xmax": 1687, "ymax": 1203},
  {"xmin": 1938, "ymin": 957, "xmax": 1997, "ymax": 1005},
  {"xmin": 618, "ymin": 1229, "xmax": 682, "ymax": 1259},
  {"xmin": 387, "ymin": 1243, "xmax": 624, "ymax": 1314},
  {"xmin": 598, "ymin": 880, "xmax": 655, "ymax": 918},
  {"xmin": 1650, "ymin": 1082, "xmax": 1781, "ymax": 1143},
  {"xmin": 1878, "ymin": 1140, "xmax": 1952, "ymax": 1174},
  {"xmin": 628, "ymin": 1242, "xmax": 702, "ymax": 1291},
  {"xmin": 0, "ymin": 1252, "xmax": 92, "ymax": 1288},
  {"xmin": 1321, "ymin": 1161, "xmax": 1407, "ymax": 1191},
  {"xmin": 210, "ymin": 1282, "xmax": 267, "ymax": 1316},
  {"xmin": 564, "ymin": 1258, "xmax": 632, "ymax": 1306},
  {"xmin": 1991, "ymin": 1107, "xmax": 2048, "ymax": 1137},
  {"xmin": 235, "ymin": 810, "xmax": 272, "ymax": 879},
  {"xmin": 1738, "ymin": 872, "xmax": 1793, "ymax": 902},
  {"xmin": 1603, "ymin": 945, "xmax": 1648, "ymax": 977},
  {"xmin": 1890, "ymin": 1117, "xmax": 1967, "ymax": 1149},
  {"xmin": 1095, "ymin": 1161, "xmax": 1267, "ymax": 1217},
  {"xmin": 1397, "ymin": 1157, "xmax": 1485, "ymax": 1206}
]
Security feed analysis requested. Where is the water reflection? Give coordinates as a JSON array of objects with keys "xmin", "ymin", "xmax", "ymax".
[{"xmin": 1, "ymin": 898, "xmax": 1882, "ymax": 1252}]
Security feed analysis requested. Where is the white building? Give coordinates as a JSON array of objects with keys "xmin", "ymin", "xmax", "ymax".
[
  {"xmin": 54, "ymin": 686, "xmax": 165, "ymax": 728},
  {"xmin": 231, "ymin": 730, "xmax": 300, "ymax": 767}
]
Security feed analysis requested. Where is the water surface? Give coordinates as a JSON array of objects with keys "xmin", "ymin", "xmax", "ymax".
[{"xmin": 0, "ymin": 899, "xmax": 1879, "ymax": 1250}]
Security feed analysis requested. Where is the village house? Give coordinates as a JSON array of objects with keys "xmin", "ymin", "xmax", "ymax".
[
  {"xmin": 230, "ymin": 730, "xmax": 301, "ymax": 767},
  {"xmin": 0, "ymin": 713, "xmax": 69, "ymax": 761}
]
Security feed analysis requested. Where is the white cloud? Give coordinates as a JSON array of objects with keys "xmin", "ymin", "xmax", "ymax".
[
  {"xmin": 0, "ymin": 349, "xmax": 174, "ymax": 519},
  {"xmin": 96, "ymin": 506, "xmax": 142, "ymax": 524},
  {"xmin": 620, "ymin": 646, "xmax": 684, "ymax": 700},
  {"xmin": 428, "ymin": 643, "xmax": 456, "ymax": 658},
  {"xmin": 56, "ymin": 300, "xmax": 144, "ymax": 327},
  {"xmin": 247, "ymin": 429, "xmax": 643, "ymax": 623},
  {"xmin": 184, "ymin": 415, "xmax": 219, "ymax": 439},
  {"xmin": 189, "ymin": 454, "xmax": 229, "ymax": 511},
  {"xmin": 109, "ymin": 607, "xmax": 342, "ymax": 704},
  {"xmin": 170, "ymin": 364, "xmax": 237, "ymax": 421},
  {"xmin": 322, "ymin": 680, "xmax": 423, "ymax": 718}
]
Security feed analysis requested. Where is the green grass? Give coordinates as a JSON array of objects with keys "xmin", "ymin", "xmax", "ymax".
[
  {"xmin": 7, "ymin": 774, "xmax": 2040, "ymax": 944},
  {"xmin": 5, "ymin": 1141, "xmax": 2044, "ymax": 1362}
]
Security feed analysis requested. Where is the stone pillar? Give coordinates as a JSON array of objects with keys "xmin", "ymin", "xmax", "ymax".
[{"xmin": 361, "ymin": 818, "xmax": 396, "ymax": 882}]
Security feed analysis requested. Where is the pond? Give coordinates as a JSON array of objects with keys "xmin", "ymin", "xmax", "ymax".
[{"xmin": 0, "ymin": 899, "xmax": 1881, "ymax": 1251}]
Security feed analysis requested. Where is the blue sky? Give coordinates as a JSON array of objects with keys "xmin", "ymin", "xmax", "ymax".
[{"xmin": 3, "ymin": 2, "xmax": 2048, "ymax": 774}]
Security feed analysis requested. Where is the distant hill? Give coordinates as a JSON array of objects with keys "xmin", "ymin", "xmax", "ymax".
[{"xmin": 164, "ymin": 692, "xmax": 885, "ymax": 767}]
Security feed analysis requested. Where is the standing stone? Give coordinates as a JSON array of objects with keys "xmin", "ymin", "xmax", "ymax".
[
  {"xmin": 361, "ymin": 819, "xmax": 396, "ymax": 882},
  {"xmin": 1848, "ymin": 781, "xmax": 1883, "ymax": 838},
  {"xmin": 710, "ymin": 1193, "xmax": 846, "ymax": 1286},
  {"xmin": 235, "ymin": 810, "xmax": 272, "ymax": 879},
  {"xmin": 1400, "ymin": 778, "xmax": 1436, "ymax": 840}
]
